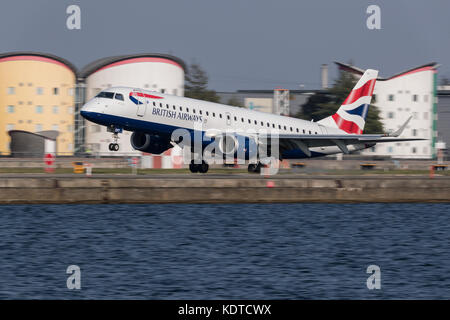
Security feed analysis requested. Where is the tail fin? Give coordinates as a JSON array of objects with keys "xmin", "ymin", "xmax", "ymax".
[{"xmin": 318, "ymin": 69, "xmax": 378, "ymax": 134}]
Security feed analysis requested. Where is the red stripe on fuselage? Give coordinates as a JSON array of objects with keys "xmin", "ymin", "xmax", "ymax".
[
  {"xmin": 342, "ymin": 79, "xmax": 376, "ymax": 105},
  {"xmin": 130, "ymin": 92, "xmax": 163, "ymax": 99},
  {"xmin": 332, "ymin": 113, "xmax": 363, "ymax": 134}
]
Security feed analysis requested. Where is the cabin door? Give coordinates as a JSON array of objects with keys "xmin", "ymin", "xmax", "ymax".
[{"xmin": 135, "ymin": 90, "xmax": 147, "ymax": 117}]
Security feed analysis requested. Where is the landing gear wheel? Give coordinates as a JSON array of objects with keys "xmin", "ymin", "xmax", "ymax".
[
  {"xmin": 189, "ymin": 162, "xmax": 199, "ymax": 173},
  {"xmin": 248, "ymin": 163, "xmax": 262, "ymax": 173},
  {"xmin": 109, "ymin": 143, "xmax": 119, "ymax": 151},
  {"xmin": 198, "ymin": 161, "xmax": 209, "ymax": 173},
  {"xmin": 189, "ymin": 160, "xmax": 209, "ymax": 173}
]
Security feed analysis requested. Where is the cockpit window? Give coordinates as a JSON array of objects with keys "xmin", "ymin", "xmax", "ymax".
[
  {"xmin": 115, "ymin": 93, "xmax": 124, "ymax": 101},
  {"xmin": 96, "ymin": 92, "xmax": 114, "ymax": 99}
]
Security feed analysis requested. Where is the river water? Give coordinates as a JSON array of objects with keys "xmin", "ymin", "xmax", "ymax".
[{"xmin": 0, "ymin": 203, "xmax": 449, "ymax": 299}]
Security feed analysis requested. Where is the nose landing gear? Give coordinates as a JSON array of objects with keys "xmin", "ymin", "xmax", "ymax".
[{"xmin": 107, "ymin": 126, "xmax": 122, "ymax": 152}]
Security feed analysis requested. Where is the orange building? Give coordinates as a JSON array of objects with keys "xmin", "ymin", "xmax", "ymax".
[{"xmin": 0, "ymin": 52, "xmax": 76, "ymax": 155}]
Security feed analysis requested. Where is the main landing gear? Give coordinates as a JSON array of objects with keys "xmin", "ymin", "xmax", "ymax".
[
  {"xmin": 189, "ymin": 160, "xmax": 209, "ymax": 173},
  {"xmin": 248, "ymin": 162, "xmax": 263, "ymax": 173}
]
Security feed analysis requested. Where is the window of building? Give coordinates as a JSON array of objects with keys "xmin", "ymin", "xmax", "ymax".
[
  {"xmin": 388, "ymin": 94, "xmax": 394, "ymax": 101},
  {"xmin": 412, "ymin": 129, "xmax": 417, "ymax": 136},
  {"xmin": 7, "ymin": 105, "xmax": 14, "ymax": 113},
  {"xmin": 413, "ymin": 94, "xmax": 418, "ymax": 102},
  {"xmin": 35, "ymin": 124, "xmax": 43, "ymax": 132},
  {"xmin": 388, "ymin": 112, "xmax": 394, "ymax": 119},
  {"xmin": 423, "ymin": 112, "xmax": 428, "ymax": 120},
  {"xmin": 53, "ymin": 87, "xmax": 59, "ymax": 95},
  {"xmin": 52, "ymin": 124, "xmax": 59, "ymax": 131},
  {"xmin": 7, "ymin": 87, "xmax": 15, "ymax": 95},
  {"xmin": 68, "ymin": 88, "xmax": 74, "ymax": 96},
  {"xmin": 52, "ymin": 106, "xmax": 59, "ymax": 114},
  {"xmin": 92, "ymin": 125, "xmax": 101, "ymax": 133},
  {"xmin": 6, "ymin": 124, "xmax": 14, "ymax": 132},
  {"xmin": 68, "ymin": 107, "xmax": 74, "ymax": 114},
  {"xmin": 36, "ymin": 105, "xmax": 43, "ymax": 114},
  {"xmin": 424, "ymin": 95, "xmax": 429, "ymax": 102},
  {"xmin": 36, "ymin": 87, "xmax": 44, "ymax": 95},
  {"xmin": 413, "ymin": 112, "xmax": 418, "ymax": 119}
]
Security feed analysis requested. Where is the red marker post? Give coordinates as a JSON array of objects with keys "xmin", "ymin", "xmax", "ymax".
[{"xmin": 44, "ymin": 153, "xmax": 55, "ymax": 173}]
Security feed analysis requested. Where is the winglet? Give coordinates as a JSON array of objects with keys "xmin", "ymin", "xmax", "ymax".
[{"xmin": 386, "ymin": 116, "xmax": 412, "ymax": 137}]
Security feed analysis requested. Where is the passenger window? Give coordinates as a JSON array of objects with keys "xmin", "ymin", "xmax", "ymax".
[
  {"xmin": 254, "ymin": 120, "xmax": 257, "ymax": 125},
  {"xmin": 114, "ymin": 93, "xmax": 124, "ymax": 101},
  {"xmin": 227, "ymin": 115, "xmax": 230, "ymax": 120},
  {"xmin": 290, "ymin": 127, "xmax": 293, "ymax": 132},
  {"xmin": 166, "ymin": 104, "xmax": 169, "ymax": 109},
  {"xmin": 199, "ymin": 110, "xmax": 202, "ymax": 115},
  {"xmin": 267, "ymin": 123, "xmax": 270, "ymax": 127},
  {"xmin": 303, "ymin": 129, "xmax": 305, "ymax": 134},
  {"xmin": 213, "ymin": 113, "xmax": 216, "ymax": 117},
  {"xmin": 160, "ymin": 103, "xmax": 162, "ymax": 107},
  {"xmin": 193, "ymin": 109, "xmax": 196, "ymax": 114},
  {"xmin": 272, "ymin": 124, "xmax": 275, "ymax": 128},
  {"xmin": 206, "ymin": 111, "xmax": 209, "ymax": 116},
  {"xmin": 284, "ymin": 126, "xmax": 286, "ymax": 130},
  {"xmin": 173, "ymin": 105, "xmax": 176, "ymax": 110},
  {"xmin": 241, "ymin": 118, "xmax": 244, "ymax": 122},
  {"xmin": 219, "ymin": 114, "xmax": 222, "ymax": 118},
  {"xmin": 278, "ymin": 125, "xmax": 281, "ymax": 129},
  {"xmin": 186, "ymin": 108, "xmax": 189, "ymax": 112},
  {"xmin": 153, "ymin": 102, "xmax": 156, "ymax": 106},
  {"xmin": 296, "ymin": 128, "xmax": 299, "ymax": 133},
  {"xmin": 234, "ymin": 116, "xmax": 237, "ymax": 121},
  {"xmin": 248, "ymin": 119, "xmax": 251, "ymax": 124},
  {"xmin": 180, "ymin": 106, "xmax": 182, "ymax": 111},
  {"xmin": 309, "ymin": 130, "xmax": 311, "ymax": 134}
]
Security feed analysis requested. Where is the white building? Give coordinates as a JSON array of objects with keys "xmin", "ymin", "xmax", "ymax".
[
  {"xmin": 336, "ymin": 62, "xmax": 438, "ymax": 159},
  {"xmin": 79, "ymin": 54, "xmax": 186, "ymax": 155}
]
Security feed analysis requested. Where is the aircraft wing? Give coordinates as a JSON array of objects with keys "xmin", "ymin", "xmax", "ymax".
[{"xmin": 258, "ymin": 133, "xmax": 424, "ymax": 155}]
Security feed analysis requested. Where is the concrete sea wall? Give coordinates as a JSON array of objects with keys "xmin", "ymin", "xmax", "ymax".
[{"xmin": 0, "ymin": 176, "xmax": 449, "ymax": 203}]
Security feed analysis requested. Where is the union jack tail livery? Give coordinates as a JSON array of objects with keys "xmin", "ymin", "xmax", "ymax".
[{"xmin": 318, "ymin": 69, "xmax": 378, "ymax": 134}]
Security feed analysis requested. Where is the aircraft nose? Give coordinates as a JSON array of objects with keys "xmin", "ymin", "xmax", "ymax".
[{"xmin": 80, "ymin": 100, "xmax": 99, "ymax": 120}]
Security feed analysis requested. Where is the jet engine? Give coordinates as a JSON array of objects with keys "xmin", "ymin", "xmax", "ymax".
[{"xmin": 130, "ymin": 131, "xmax": 172, "ymax": 154}]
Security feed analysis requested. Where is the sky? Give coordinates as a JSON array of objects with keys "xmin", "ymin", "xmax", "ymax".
[{"xmin": 0, "ymin": 0, "xmax": 449, "ymax": 91}]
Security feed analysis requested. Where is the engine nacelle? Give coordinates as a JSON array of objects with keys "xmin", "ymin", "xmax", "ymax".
[{"xmin": 130, "ymin": 132, "xmax": 172, "ymax": 154}]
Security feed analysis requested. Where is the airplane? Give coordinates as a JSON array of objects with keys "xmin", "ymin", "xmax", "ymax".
[{"xmin": 80, "ymin": 69, "xmax": 423, "ymax": 174}]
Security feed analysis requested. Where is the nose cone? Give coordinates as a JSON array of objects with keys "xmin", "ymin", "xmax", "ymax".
[{"xmin": 80, "ymin": 100, "xmax": 98, "ymax": 121}]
